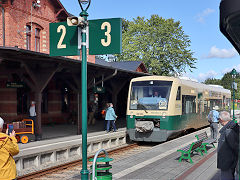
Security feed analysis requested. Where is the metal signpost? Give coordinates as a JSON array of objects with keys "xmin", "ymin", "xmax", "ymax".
[
  {"xmin": 78, "ymin": 1, "xmax": 89, "ymax": 179},
  {"xmin": 231, "ymin": 68, "xmax": 237, "ymax": 122},
  {"xmin": 50, "ymin": 1, "xmax": 122, "ymax": 179}
]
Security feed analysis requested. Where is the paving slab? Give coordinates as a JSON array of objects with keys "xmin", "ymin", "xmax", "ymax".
[{"xmin": 111, "ymin": 127, "xmax": 221, "ymax": 180}]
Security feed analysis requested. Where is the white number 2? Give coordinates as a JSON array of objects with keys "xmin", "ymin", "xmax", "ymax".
[
  {"xmin": 57, "ymin": 25, "xmax": 66, "ymax": 49},
  {"xmin": 101, "ymin": 22, "xmax": 111, "ymax": 47}
]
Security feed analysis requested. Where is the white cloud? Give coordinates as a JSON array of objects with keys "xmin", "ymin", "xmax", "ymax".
[
  {"xmin": 198, "ymin": 70, "xmax": 218, "ymax": 82},
  {"xmin": 196, "ymin": 8, "xmax": 215, "ymax": 23},
  {"xmin": 205, "ymin": 46, "xmax": 238, "ymax": 59},
  {"xmin": 179, "ymin": 72, "xmax": 199, "ymax": 82},
  {"xmin": 222, "ymin": 64, "xmax": 240, "ymax": 75}
]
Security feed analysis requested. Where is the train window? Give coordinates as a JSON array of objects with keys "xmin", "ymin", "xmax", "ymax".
[
  {"xmin": 209, "ymin": 99, "xmax": 222, "ymax": 110},
  {"xmin": 129, "ymin": 80, "xmax": 172, "ymax": 110},
  {"xmin": 176, "ymin": 86, "xmax": 181, "ymax": 100},
  {"xmin": 182, "ymin": 95, "xmax": 196, "ymax": 114}
]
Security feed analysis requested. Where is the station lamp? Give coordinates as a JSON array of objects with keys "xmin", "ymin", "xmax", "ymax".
[
  {"xmin": 231, "ymin": 68, "xmax": 237, "ymax": 122},
  {"xmin": 79, "ymin": 0, "xmax": 91, "ymax": 11}
]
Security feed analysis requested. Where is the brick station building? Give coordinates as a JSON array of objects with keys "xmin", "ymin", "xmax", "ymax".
[{"xmin": 0, "ymin": 0, "xmax": 147, "ymax": 140}]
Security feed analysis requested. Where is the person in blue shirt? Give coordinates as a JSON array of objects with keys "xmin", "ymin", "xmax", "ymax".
[
  {"xmin": 208, "ymin": 105, "xmax": 220, "ymax": 139},
  {"xmin": 105, "ymin": 103, "xmax": 117, "ymax": 133}
]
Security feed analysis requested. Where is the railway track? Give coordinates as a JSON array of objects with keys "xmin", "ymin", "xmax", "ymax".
[{"xmin": 17, "ymin": 142, "xmax": 155, "ymax": 180}]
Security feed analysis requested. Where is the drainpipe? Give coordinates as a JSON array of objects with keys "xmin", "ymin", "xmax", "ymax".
[{"xmin": 0, "ymin": 5, "xmax": 5, "ymax": 46}]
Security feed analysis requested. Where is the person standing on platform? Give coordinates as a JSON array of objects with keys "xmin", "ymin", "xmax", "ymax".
[
  {"xmin": 29, "ymin": 101, "xmax": 37, "ymax": 140},
  {"xmin": 101, "ymin": 103, "xmax": 108, "ymax": 131},
  {"xmin": 88, "ymin": 102, "xmax": 96, "ymax": 126},
  {"xmin": 217, "ymin": 111, "xmax": 239, "ymax": 180},
  {"xmin": 208, "ymin": 105, "xmax": 219, "ymax": 140},
  {"xmin": 105, "ymin": 103, "xmax": 117, "ymax": 133},
  {"xmin": 0, "ymin": 117, "xmax": 19, "ymax": 179}
]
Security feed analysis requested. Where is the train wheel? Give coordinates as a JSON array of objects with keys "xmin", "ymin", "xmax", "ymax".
[
  {"xmin": 16, "ymin": 135, "xmax": 20, "ymax": 143},
  {"xmin": 21, "ymin": 135, "xmax": 29, "ymax": 144}
]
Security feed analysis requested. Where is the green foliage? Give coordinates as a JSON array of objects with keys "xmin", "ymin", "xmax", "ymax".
[
  {"xmin": 221, "ymin": 72, "xmax": 232, "ymax": 90},
  {"xmin": 116, "ymin": 15, "xmax": 197, "ymax": 75},
  {"xmin": 204, "ymin": 78, "xmax": 221, "ymax": 85},
  {"xmin": 221, "ymin": 72, "xmax": 240, "ymax": 99}
]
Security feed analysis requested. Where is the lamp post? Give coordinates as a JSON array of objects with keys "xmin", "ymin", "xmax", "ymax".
[
  {"xmin": 231, "ymin": 68, "xmax": 237, "ymax": 122},
  {"xmin": 78, "ymin": 0, "xmax": 91, "ymax": 179}
]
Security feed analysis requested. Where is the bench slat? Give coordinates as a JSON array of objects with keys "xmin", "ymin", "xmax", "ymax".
[
  {"xmin": 177, "ymin": 140, "xmax": 203, "ymax": 164},
  {"xmin": 195, "ymin": 131, "xmax": 216, "ymax": 151}
]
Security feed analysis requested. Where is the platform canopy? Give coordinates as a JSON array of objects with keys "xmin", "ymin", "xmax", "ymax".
[
  {"xmin": 220, "ymin": 0, "xmax": 240, "ymax": 54},
  {"xmin": 0, "ymin": 46, "xmax": 147, "ymax": 80}
]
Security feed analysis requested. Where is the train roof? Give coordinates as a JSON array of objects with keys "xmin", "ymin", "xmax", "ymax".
[{"xmin": 131, "ymin": 76, "xmax": 231, "ymax": 95}]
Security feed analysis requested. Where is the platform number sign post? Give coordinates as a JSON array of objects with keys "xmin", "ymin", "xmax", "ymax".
[
  {"xmin": 49, "ymin": 17, "xmax": 122, "ymax": 180},
  {"xmin": 89, "ymin": 18, "xmax": 122, "ymax": 55},
  {"xmin": 49, "ymin": 22, "xmax": 79, "ymax": 56}
]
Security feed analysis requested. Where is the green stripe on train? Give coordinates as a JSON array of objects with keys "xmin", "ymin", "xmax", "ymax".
[{"xmin": 126, "ymin": 114, "xmax": 208, "ymax": 130}]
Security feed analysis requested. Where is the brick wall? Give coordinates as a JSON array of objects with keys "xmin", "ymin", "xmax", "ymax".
[
  {"xmin": 0, "ymin": 0, "xmax": 98, "ymax": 124},
  {"xmin": 0, "ymin": 0, "xmax": 95, "ymax": 61}
]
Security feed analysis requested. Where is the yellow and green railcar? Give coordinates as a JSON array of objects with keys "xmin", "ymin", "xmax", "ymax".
[{"xmin": 126, "ymin": 76, "xmax": 231, "ymax": 142}]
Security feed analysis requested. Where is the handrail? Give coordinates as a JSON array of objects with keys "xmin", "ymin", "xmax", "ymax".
[{"xmin": 92, "ymin": 149, "xmax": 109, "ymax": 180}]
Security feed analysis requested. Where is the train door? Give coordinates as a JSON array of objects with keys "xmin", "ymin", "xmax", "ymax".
[
  {"xmin": 182, "ymin": 95, "xmax": 196, "ymax": 128},
  {"xmin": 197, "ymin": 93, "xmax": 204, "ymax": 118}
]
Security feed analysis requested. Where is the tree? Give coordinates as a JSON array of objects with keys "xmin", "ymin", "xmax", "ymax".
[
  {"xmin": 221, "ymin": 72, "xmax": 240, "ymax": 99},
  {"xmin": 204, "ymin": 78, "xmax": 221, "ymax": 85},
  {"xmin": 116, "ymin": 15, "xmax": 197, "ymax": 75}
]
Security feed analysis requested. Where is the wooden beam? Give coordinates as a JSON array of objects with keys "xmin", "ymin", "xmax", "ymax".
[{"xmin": 87, "ymin": 69, "xmax": 117, "ymax": 90}]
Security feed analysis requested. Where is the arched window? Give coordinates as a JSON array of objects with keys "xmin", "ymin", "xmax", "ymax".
[
  {"xmin": 35, "ymin": 28, "xmax": 40, "ymax": 52},
  {"xmin": 26, "ymin": 25, "xmax": 31, "ymax": 50}
]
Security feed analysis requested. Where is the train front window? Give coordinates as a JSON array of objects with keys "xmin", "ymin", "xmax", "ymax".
[{"xmin": 130, "ymin": 80, "xmax": 172, "ymax": 110}]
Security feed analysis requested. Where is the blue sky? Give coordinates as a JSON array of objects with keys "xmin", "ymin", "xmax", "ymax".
[{"xmin": 59, "ymin": 0, "xmax": 240, "ymax": 82}]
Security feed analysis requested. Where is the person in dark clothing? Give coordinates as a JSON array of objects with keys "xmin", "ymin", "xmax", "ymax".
[
  {"xmin": 217, "ymin": 111, "xmax": 239, "ymax": 180},
  {"xmin": 88, "ymin": 102, "xmax": 96, "ymax": 125}
]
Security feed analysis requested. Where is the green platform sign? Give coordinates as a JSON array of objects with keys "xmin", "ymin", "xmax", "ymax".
[
  {"xmin": 93, "ymin": 86, "xmax": 105, "ymax": 93},
  {"xmin": 6, "ymin": 82, "xmax": 24, "ymax": 88},
  {"xmin": 89, "ymin": 18, "xmax": 122, "ymax": 55},
  {"xmin": 49, "ymin": 22, "xmax": 79, "ymax": 56}
]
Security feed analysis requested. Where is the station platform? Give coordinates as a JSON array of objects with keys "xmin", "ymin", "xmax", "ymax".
[
  {"xmin": 110, "ymin": 127, "xmax": 238, "ymax": 180},
  {"xmin": 24, "ymin": 117, "xmax": 126, "ymax": 141},
  {"xmin": 16, "ymin": 120, "xmax": 127, "ymax": 177}
]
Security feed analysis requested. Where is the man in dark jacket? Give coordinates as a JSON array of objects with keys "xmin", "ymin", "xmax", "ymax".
[{"xmin": 217, "ymin": 111, "xmax": 239, "ymax": 180}]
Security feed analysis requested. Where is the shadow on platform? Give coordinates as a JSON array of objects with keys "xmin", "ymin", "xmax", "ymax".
[{"xmin": 34, "ymin": 118, "xmax": 127, "ymax": 141}]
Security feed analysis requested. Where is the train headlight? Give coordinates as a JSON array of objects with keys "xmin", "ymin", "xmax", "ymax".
[{"xmin": 162, "ymin": 112, "xmax": 166, "ymax": 118}]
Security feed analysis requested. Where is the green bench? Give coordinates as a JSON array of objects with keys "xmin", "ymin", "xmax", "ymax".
[
  {"xmin": 177, "ymin": 140, "xmax": 204, "ymax": 164},
  {"xmin": 195, "ymin": 131, "xmax": 215, "ymax": 154}
]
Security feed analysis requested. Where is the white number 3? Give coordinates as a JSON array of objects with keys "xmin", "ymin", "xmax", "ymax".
[{"xmin": 101, "ymin": 22, "xmax": 111, "ymax": 47}]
